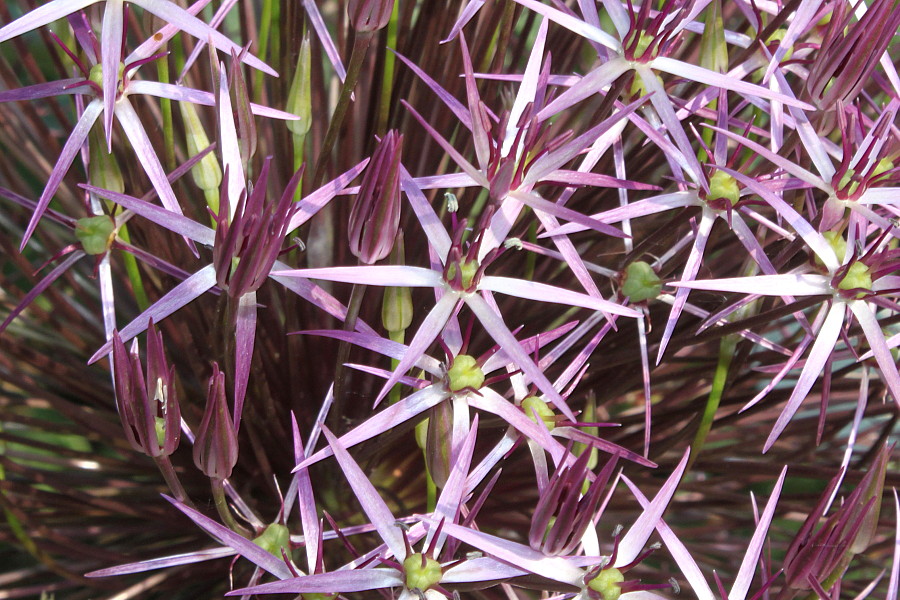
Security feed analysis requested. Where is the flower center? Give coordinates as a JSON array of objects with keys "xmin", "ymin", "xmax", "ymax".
[
  {"xmin": 836, "ymin": 261, "xmax": 872, "ymax": 299},
  {"xmin": 446, "ymin": 354, "xmax": 485, "ymax": 392},
  {"xmin": 403, "ymin": 553, "xmax": 442, "ymax": 591},
  {"xmin": 444, "ymin": 257, "xmax": 480, "ymax": 292},
  {"xmin": 587, "ymin": 567, "xmax": 624, "ymax": 600},
  {"xmin": 705, "ymin": 170, "xmax": 740, "ymax": 209}
]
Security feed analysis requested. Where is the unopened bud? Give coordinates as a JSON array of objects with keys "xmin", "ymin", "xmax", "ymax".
[
  {"xmin": 180, "ymin": 101, "xmax": 222, "ymax": 195},
  {"xmin": 193, "ymin": 364, "xmax": 238, "ymax": 480},
  {"xmin": 348, "ymin": 0, "xmax": 394, "ymax": 33},
  {"xmin": 88, "ymin": 130, "xmax": 124, "ymax": 195},
  {"xmin": 349, "ymin": 131, "xmax": 403, "ymax": 264},
  {"xmin": 286, "ymin": 34, "xmax": 312, "ymax": 138}
]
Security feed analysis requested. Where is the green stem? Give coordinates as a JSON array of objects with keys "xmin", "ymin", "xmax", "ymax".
[
  {"xmin": 388, "ymin": 328, "xmax": 405, "ymax": 405},
  {"xmin": 689, "ymin": 334, "xmax": 734, "ymax": 470},
  {"xmin": 154, "ymin": 455, "xmax": 195, "ymax": 509},
  {"xmin": 253, "ymin": 0, "xmax": 275, "ymax": 103},
  {"xmin": 212, "ymin": 478, "xmax": 251, "ymax": 538},
  {"xmin": 157, "ymin": 46, "xmax": 175, "ymax": 171},
  {"xmin": 116, "ymin": 224, "xmax": 150, "ymax": 311},
  {"xmin": 311, "ymin": 32, "xmax": 373, "ymax": 187},
  {"xmin": 376, "ymin": 1, "xmax": 400, "ymax": 134}
]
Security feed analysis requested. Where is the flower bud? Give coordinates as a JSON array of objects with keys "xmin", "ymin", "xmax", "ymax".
[
  {"xmin": 349, "ymin": 131, "xmax": 403, "ymax": 264},
  {"xmin": 88, "ymin": 129, "xmax": 124, "ymax": 195},
  {"xmin": 286, "ymin": 34, "xmax": 312, "ymax": 138},
  {"xmin": 111, "ymin": 322, "xmax": 181, "ymax": 458},
  {"xmin": 193, "ymin": 364, "xmax": 239, "ymax": 480},
  {"xmin": 529, "ymin": 450, "xmax": 617, "ymax": 556},
  {"xmin": 424, "ymin": 399, "xmax": 453, "ymax": 488},
  {"xmin": 348, "ymin": 0, "xmax": 394, "ymax": 33},
  {"xmin": 180, "ymin": 101, "xmax": 222, "ymax": 197}
]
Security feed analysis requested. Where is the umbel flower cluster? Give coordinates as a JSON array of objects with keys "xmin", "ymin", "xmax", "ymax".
[{"xmin": 1, "ymin": 0, "xmax": 899, "ymax": 598}]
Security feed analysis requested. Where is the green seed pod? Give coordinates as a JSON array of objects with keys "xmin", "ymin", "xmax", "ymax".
[
  {"xmin": 75, "ymin": 215, "xmax": 116, "ymax": 256},
  {"xmin": 621, "ymin": 261, "xmax": 661, "ymax": 303},
  {"xmin": 403, "ymin": 553, "xmax": 442, "ymax": 592}
]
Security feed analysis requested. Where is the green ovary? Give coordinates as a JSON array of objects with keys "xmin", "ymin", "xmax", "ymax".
[
  {"xmin": 446, "ymin": 354, "xmax": 485, "ymax": 392},
  {"xmin": 838, "ymin": 262, "xmax": 872, "ymax": 297},
  {"xmin": 75, "ymin": 215, "xmax": 116, "ymax": 255},
  {"xmin": 253, "ymin": 523, "xmax": 291, "ymax": 557},
  {"xmin": 522, "ymin": 396, "xmax": 556, "ymax": 430},
  {"xmin": 587, "ymin": 567, "xmax": 625, "ymax": 600},
  {"xmin": 446, "ymin": 258, "xmax": 479, "ymax": 290},
  {"xmin": 707, "ymin": 170, "xmax": 740, "ymax": 207},
  {"xmin": 621, "ymin": 261, "xmax": 661, "ymax": 302},
  {"xmin": 404, "ymin": 553, "xmax": 442, "ymax": 591}
]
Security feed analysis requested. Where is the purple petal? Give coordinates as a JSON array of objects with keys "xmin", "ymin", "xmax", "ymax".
[
  {"xmin": 229, "ymin": 569, "xmax": 403, "ymax": 595},
  {"xmin": 508, "ymin": 190, "xmax": 629, "ymax": 239},
  {"xmin": 537, "ymin": 57, "xmax": 631, "ymax": 121},
  {"xmin": 651, "ymin": 56, "xmax": 814, "ymax": 110},
  {"xmin": 623, "ymin": 476, "xmax": 715, "ymax": 600},
  {"xmin": 287, "ymin": 160, "xmax": 370, "ymax": 231},
  {"xmin": 289, "ymin": 413, "xmax": 319, "ymax": 573},
  {"xmin": 401, "ymin": 166, "xmax": 453, "ymax": 260},
  {"xmin": 88, "ymin": 265, "xmax": 217, "ymax": 364},
  {"xmin": 0, "ymin": 79, "xmax": 88, "ymax": 102},
  {"xmin": 296, "ymin": 385, "xmax": 447, "ymax": 470},
  {"xmin": 127, "ymin": 81, "xmax": 298, "ymax": 120},
  {"xmin": 763, "ymin": 302, "xmax": 846, "ymax": 452},
  {"xmin": 21, "ymin": 98, "xmax": 103, "ymax": 250},
  {"xmin": 469, "ymin": 389, "xmax": 566, "ymax": 464},
  {"xmin": 272, "ymin": 265, "xmax": 442, "ymax": 288},
  {"xmin": 0, "ymin": 251, "xmax": 86, "ymax": 335},
  {"xmin": 392, "ymin": 51, "xmax": 472, "ymax": 130},
  {"xmin": 375, "ymin": 293, "xmax": 459, "ymax": 405},
  {"xmin": 730, "ymin": 467, "xmax": 787, "ymax": 600},
  {"xmin": 303, "ymin": 0, "xmax": 347, "ymax": 82},
  {"xmin": 292, "ymin": 329, "xmax": 442, "ymax": 375},
  {"xmin": 616, "ymin": 448, "xmax": 689, "ymax": 566},
  {"xmin": 134, "ymin": 0, "xmax": 276, "ymax": 75},
  {"xmin": 670, "ymin": 273, "xmax": 830, "ymax": 296},
  {"xmin": 425, "ymin": 518, "xmax": 586, "ymax": 585},
  {"xmin": 440, "ymin": 556, "xmax": 528, "ymax": 583},
  {"xmin": 232, "ymin": 291, "xmax": 257, "ymax": 430},
  {"xmin": 430, "ymin": 416, "xmax": 479, "ymax": 553},
  {"xmin": 85, "ymin": 546, "xmax": 235, "ymax": 577},
  {"xmin": 847, "ymin": 300, "xmax": 900, "ymax": 406},
  {"xmin": 321, "ymin": 427, "xmax": 407, "ymax": 559},
  {"xmin": 466, "ymin": 293, "xmax": 576, "ymax": 421},
  {"xmin": 0, "ymin": 0, "xmax": 98, "ymax": 43},
  {"xmin": 162, "ymin": 495, "xmax": 294, "ymax": 579},
  {"xmin": 480, "ymin": 275, "xmax": 639, "ymax": 317},
  {"xmin": 82, "ymin": 184, "xmax": 215, "ymax": 245},
  {"xmin": 100, "ymin": 0, "xmax": 123, "ymax": 147},
  {"xmin": 513, "ymin": 0, "xmax": 621, "ymax": 51}
]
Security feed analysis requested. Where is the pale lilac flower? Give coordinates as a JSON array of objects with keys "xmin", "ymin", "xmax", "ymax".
[
  {"xmin": 274, "ymin": 209, "xmax": 641, "ymax": 423},
  {"xmin": 423, "ymin": 449, "xmax": 690, "ymax": 599},
  {"xmin": 0, "ymin": 0, "xmax": 275, "ymax": 149},
  {"xmin": 0, "ymin": 13, "xmax": 289, "ymax": 250}
]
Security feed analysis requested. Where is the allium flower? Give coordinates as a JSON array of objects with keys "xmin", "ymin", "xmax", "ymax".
[
  {"xmin": 275, "ymin": 211, "xmax": 640, "ymax": 421},
  {"xmin": 111, "ymin": 320, "xmax": 180, "ymax": 458},
  {"xmin": 428, "ymin": 449, "xmax": 691, "ymax": 600},
  {"xmin": 193, "ymin": 363, "xmax": 238, "ymax": 481},
  {"xmin": 0, "ymin": 0, "xmax": 274, "ymax": 147},
  {"xmin": 0, "ymin": 12, "xmax": 289, "ymax": 250}
]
